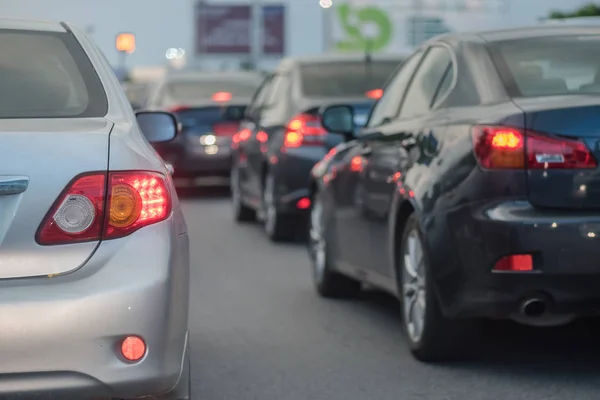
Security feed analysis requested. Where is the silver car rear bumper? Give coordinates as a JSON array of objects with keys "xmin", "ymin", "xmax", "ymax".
[{"xmin": 0, "ymin": 217, "xmax": 190, "ymax": 399}]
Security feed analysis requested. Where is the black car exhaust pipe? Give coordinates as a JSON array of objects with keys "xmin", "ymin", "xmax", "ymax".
[{"xmin": 520, "ymin": 298, "xmax": 546, "ymax": 317}]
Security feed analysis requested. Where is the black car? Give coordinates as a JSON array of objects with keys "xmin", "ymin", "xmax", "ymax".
[
  {"xmin": 144, "ymin": 71, "xmax": 263, "ymax": 185},
  {"xmin": 231, "ymin": 54, "xmax": 403, "ymax": 241},
  {"xmin": 309, "ymin": 25, "xmax": 600, "ymax": 362}
]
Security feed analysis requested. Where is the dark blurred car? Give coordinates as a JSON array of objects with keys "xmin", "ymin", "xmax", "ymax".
[
  {"xmin": 122, "ymin": 81, "xmax": 147, "ymax": 110},
  {"xmin": 309, "ymin": 26, "xmax": 600, "ymax": 363},
  {"xmin": 144, "ymin": 71, "xmax": 263, "ymax": 185},
  {"xmin": 231, "ymin": 54, "xmax": 403, "ymax": 241}
]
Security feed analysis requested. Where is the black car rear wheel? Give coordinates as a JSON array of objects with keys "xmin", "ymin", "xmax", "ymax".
[
  {"xmin": 399, "ymin": 213, "xmax": 479, "ymax": 362},
  {"xmin": 263, "ymin": 173, "xmax": 294, "ymax": 241},
  {"xmin": 309, "ymin": 191, "xmax": 361, "ymax": 298},
  {"xmin": 231, "ymin": 165, "xmax": 255, "ymax": 222}
]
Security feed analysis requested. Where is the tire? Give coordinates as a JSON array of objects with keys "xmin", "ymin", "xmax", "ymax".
[
  {"xmin": 309, "ymin": 191, "xmax": 361, "ymax": 298},
  {"xmin": 263, "ymin": 172, "xmax": 295, "ymax": 242},
  {"xmin": 399, "ymin": 213, "xmax": 479, "ymax": 362},
  {"xmin": 231, "ymin": 164, "xmax": 255, "ymax": 222}
]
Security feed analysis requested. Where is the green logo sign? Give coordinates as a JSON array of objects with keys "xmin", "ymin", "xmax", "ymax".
[{"xmin": 334, "ymin": 3, "xmax": 392, "ymax": 52}]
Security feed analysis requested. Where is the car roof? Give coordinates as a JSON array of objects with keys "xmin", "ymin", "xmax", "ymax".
[
  {"xmin": 434, "ymin": 25, "xmax": 600, "ymax": 44},
  {"xmin": 275, "ymin": 53, "xmax": 405, "ymax": 73},
  {"xmin": 0, "ymin": 17, "xmax": 67, "ymax": 32}
]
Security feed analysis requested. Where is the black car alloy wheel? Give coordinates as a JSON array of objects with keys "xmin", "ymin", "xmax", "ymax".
[{"xmin": 399, "ymin": 213, "xmax": 479, "ymax": 362}]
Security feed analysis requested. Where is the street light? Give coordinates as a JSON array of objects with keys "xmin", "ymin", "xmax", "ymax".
[
  {"xmin": 115, "ymin": 32, "xmax": 136, "ymax": 82},
  {"xmin": 116, "ymin": 32, "xmax": 136, "ymax": 54}
]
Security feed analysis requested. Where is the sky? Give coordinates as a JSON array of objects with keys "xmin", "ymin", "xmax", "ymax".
[{"xmin": 0, "ymin": 0, "xmax": 595, "ymax": 67}]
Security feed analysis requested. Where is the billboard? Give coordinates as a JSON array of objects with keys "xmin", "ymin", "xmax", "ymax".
[
  {"xmin": 195, "ymin": 3, "xmax": 286, "ymax": 56},
  {"xmin": 262, "ymin": 5, "xmax": 285, "ymax": 55},
  {"xmin": 329, "ymin": 0, "xmax": 507, "ymax": 54},
  {"xmin": 195, "ymin": 4, "xmax": 252, "ymax": 54}
]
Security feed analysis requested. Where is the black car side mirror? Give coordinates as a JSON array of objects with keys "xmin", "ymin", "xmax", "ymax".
[
  {"xmin": 320, "ymin": 105, "xmax": 355, "ymax": 138},
  {"xmin": 135, "ymin": 110, "xmax": 178, "ymax": 143}
]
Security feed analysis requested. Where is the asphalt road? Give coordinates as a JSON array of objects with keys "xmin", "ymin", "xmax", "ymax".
[{"xmin": 182, "ymin": 189, "xmax": 600, "ymax": 400}]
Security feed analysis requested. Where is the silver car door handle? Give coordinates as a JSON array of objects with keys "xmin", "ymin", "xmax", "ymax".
[{"xmin": 0, "ymin": 177, "xmax": 29, "ymax": 195}]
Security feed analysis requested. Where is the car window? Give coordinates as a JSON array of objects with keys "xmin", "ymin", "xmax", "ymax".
[
  {"xmin": 431, "ymin": 63, "xmax": 454, "ymax": 107},
  {"xmin": 166, "ymin": 79, "xmax": 260, "ymax": 101},
  {"xmin": 265, "ymin": 74, "xmax": 289, "ymax": 106},
  {"xmin": 366, "ymin": 51, "xmax": 424, "ymax": 128},
  {"xmin": 398, "ymin": 46, "xmax": 453, "ymax": 119},
  {"xmin": 263, "ymin": 74, "xmax": 291, "ymax": 120},
  {"xmin": 489, "ymin": 35, "xmax": 600, "ymax": 97},
  {"xmin": 0, "ymin": 30, "xmax": 107, "ymax": 118},
  {"xmin": 246, "ymin": 77, "xmax": 273, "ymax": 116},
  {"xmin": 300, "ymin": 61, "xmax": 400, "ymax": 97}
]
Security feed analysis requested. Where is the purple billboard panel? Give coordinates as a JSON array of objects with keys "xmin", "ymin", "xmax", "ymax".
[
  {"xmin": 262, "ymin": 5, "xmax": 285, "ymax": 55},
  {"xmin": 195, "ymin": 4, "xmax": 251, "ymax": 54}
]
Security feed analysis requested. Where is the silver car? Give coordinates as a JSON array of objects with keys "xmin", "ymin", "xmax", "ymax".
[{"xmin": 0, "ymin": 19, "xmax": 191, "ymax": 399}]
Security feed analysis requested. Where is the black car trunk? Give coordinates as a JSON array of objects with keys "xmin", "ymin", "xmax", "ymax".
[
  {"xmin": 154, "ymin": 105, "xmax": 246, "ymax": 159},
  {"xmin": 514, "ymin": 96, "xmax": 600, "ymax": 209}
]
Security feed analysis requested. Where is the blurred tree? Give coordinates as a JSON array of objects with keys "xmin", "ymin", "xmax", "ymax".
[{"xmin": 548, "ymin": 3, "xmax": 600, "ymax": 19}]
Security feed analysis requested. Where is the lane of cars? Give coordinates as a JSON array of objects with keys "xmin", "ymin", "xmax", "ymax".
[
  {"xmin": 231, "ymin": 54, "xmax": 403, "ymax": 241},
  {"xmin": 142, "ymin": 71, "xmax": 263, "ymax": 186},
  {"xmin": 228, "ymin": 26, "xmax": 600, "ymax": 363}
]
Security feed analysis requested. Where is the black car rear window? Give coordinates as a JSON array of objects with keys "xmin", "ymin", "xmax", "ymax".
[
  {"xmin": 167, "ymin": 79, "xmax": 261, "ymax": 101},
  {"xmin": 0, "ymin": 29, "xmax": 108, "ymax": 118},
  {"xmin": 489, "ymin": 35, "xmax": 600, "ymax": 97},
  {"xmin": 175, "ymin": 106, "xmax": 247, "ymax": 128},
  {"xmin": 299, "ymin": 61, "xmax": 400, "ymax": 97}
]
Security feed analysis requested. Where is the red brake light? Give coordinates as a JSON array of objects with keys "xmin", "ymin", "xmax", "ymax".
[
  {"xmin": 350, "ymin": 155, "xmax": 365, "ymax": 172},
  {"xmin": 237, "ymin": 128, "xmax": 252, "ymax": 142},
  {"xmin": 472, "ymin": 126, "xmax": 525, "ymax": 169},
  {"xmin": 324, "ymin": 147, "xmax": 337, "ymax": 160},
  {"xmin": 121, "ymin": 335, "xmax": 146, "ymax": 362},
  {"xmin": 296, "ymin": 197, "xmax": 311, "ymax": 209},
  {"xmin": 493, "ymin": 254, "xmax": 533, "ymax": 271},
  {"xmin": 283, "ymin": 114, "xmax": 326, "ymax": 148},
  {"xmin": 365, "ymin": 88, "xmax": 383, "ymax": 99},
  {"xmin": 256, "ymin": 131, "xmax": 268, "ymax": 143},
  {"xmin": 212, "ymin": 92, "xmax": 232, "ymax": 102},
  {"xmin": 526, "ymin": 131, "xmax": 597, "ymax": 169},
  {"xmin": 472, "ymin": 125, "xmax": 597, "ymax": 170},
  {"xmin": 36, "ymin": 171, "xmax": 171, "ymax": 245},
  {"xmin": 36, "ymin": 174, "xmax": 106, "ymax": 244}
]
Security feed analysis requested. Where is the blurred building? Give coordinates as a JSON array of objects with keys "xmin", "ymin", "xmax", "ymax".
[{"xmin": 0, "ymin": 0, "xmax": 596, "ymax": 72}]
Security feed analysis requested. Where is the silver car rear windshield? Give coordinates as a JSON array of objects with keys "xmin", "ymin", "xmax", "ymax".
[
  {"xmin": 489, "ymin": 35, "xmax": 600, "ymax": 98},
  {"xmin": 299, "ymin": 61, "xmax": 400, "ymax": 97},
  {"xmin": 166, "ymin": 79, "xmax": 260, "ymax": 101},
  {"xmin": 0, "ymin": 29, "xmax": 108, "ymax": 118}
]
